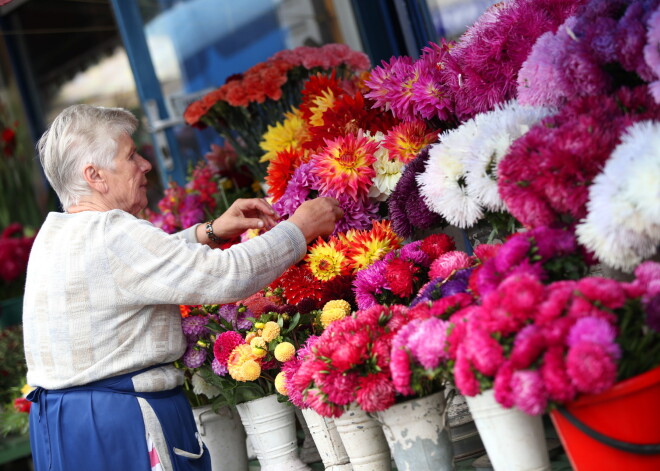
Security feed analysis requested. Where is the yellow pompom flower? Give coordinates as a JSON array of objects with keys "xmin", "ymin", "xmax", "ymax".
[
  {"xmin": 245, "ymin": 332, "xmax": 258, "ymax": 344},
  {"xmin": 321, "ymin": 299, "xmax": 352, "ymax": 328},
  {"xmin": 261, "ymin": 321, "xmax": 281, "ymax": 342},
  {"xmin": 227, "ymin": 344, "xmax": 262, "ymax": 382},
  {"xmin": 274, "ymin": 371, "xmax": 288, "ymax": 395},
  {"xmin": 250, "ymin": 337, "xmax": 268, "ymax": 358},
  {"xmin": 274, "ymin": 342, "xmax": 296, "ymax": 362}
]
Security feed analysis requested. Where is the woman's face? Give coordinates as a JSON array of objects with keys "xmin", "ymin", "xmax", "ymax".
[{"xmin": 103, "ymin": 133, "xmax": 152, "ymax": 215}]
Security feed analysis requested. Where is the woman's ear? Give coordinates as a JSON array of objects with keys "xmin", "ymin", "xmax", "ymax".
[{"xmin": 82, "ymin": 164, "xmax": 108, "ymax": 194}]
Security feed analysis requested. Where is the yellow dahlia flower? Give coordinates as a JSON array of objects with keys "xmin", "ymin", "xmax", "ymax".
[
  {"xmin": 274, "ymin": 342, "xmax": 296, "ymax": 362},
  {"xmin": 274, "ymin": 371, "xmax": 288, "ymax": 395},
  {"xmin": 227, "ymin": 344, "xmax": 261, "ymax": 382},
  {"xmin": 261, "ymin": 321, "xmax": 281, "ymax": 342},
  {"xmin": 321, "ymin": 299, "xmax": 352, "ymax": 328},
  {"xmin": 250, "ymin": 337, "xmax": 268, "ymax": 358}
]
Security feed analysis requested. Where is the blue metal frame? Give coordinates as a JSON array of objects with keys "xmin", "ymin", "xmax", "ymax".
[
  {"xmin": 109, "ymin": 0, "xmax": 185, "ymax": 187},
  {"xmin": 350, "ymin": 0, "xmax": 436, "ymax": 64}
]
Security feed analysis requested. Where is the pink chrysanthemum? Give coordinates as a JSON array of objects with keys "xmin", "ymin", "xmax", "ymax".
[
  {"xmin": 306, "ymin": 389, "xmax": 344, "ymax": 418},
  {"xmin": 510, "ymin": 325, "xmax": 546, "ymax": 369},
  {"xmin": 309, "ymin": 132, "xmax": 378, "ymax": 200},
  {"xmin": 429, "ymin": 251, "xmax": 473, "ymax": 280},
  {"xmin": 408, "ymin": 317, "xmax": 452, "ymax": 370},
  {"xmin": 390, "ymin": 348, "xmax": 414, "ymax": 396},
  {"xmin": 510, "ymin": 369, "xmax": 547, "ymax": 415},
  {"xmin": 493, "ymin": 361, "xmax": 515, "ymax": 408},
  {"xmin": 317, "ymin": 370, "xmax": 359, "ymax": 406},
  {"xmin": 454, "ymin": 344, "xmax": 481, "ymax": 396},
  {"xmin": 540, "ymin": 346, "xmax": 575, "ymax": 403},
  {"xmin": 566, "ymin": 341, "xmax": 618, "ymax": 395},
  {"xmin": 356, "ymin": 373, "xmax": 396, "ymax": 413}
]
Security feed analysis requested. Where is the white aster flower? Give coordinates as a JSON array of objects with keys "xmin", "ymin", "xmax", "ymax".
[
  {"xmin": 464, "ymin": 101, "xmax": 554, "ymax": 212},
  {"xmin": 369, "ymin": 147, "xmax": 404, "ymax": 201},
  {"xmin": 191, "ymin": 371, "xmax": 222, "ymax": 399},
  {"xmin": 417, "ymin": 118, "xmax": 481, "ymax": 227},
  {"xmin": 576, "ymin": 120, "xmax": 660, "ymax": 271}
]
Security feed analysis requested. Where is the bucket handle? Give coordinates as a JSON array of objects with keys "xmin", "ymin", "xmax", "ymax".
[{"xmin": 556, "ymin": 407, "xmax": 660, "ymax": 455}]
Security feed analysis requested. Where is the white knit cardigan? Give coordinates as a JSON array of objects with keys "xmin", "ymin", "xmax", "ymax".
[{"xmin": 23, "ymin": 209, "xmax": 307, "ymax": 391}]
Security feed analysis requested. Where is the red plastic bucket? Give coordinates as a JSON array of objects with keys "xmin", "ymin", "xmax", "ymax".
[{"xmin": 550, "ymin": 366, "xmax": 660, "ymax": 471}]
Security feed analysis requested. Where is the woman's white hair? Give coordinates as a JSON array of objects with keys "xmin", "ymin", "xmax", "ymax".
[{"xmin": 37, "ymin": 104, "xmax": 138, "ymax": 210}]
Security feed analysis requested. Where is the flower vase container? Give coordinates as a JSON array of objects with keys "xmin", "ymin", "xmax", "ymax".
[
  {"xmin": 333, "ymin": 404, "xmax": 391, "ymax": 471},
  {"xmin": 193, "ymin": 404, "xmax": 248, "ymax": 471},
  {"xmin": 445, "ymin": 388, "xmax": 485, "ymax": 461},
  {"xmin": 550, "ymin": 366, "xmax": 660, "ymax": 471},
  {"xmin": 235, "ymin": 394, "xmax": 311, "ymax": 471},
  {"xmin": 465, "ymin": 389, "xmax": 550, "ymax": 471},
  {"xmin": 301, "ymin": 408, "xmax": 352, "ymax": 471},
  {"xmin": 375, "ymin": 391, "xmax": 454, "ymax": 471},
  {"xmin": 294, "ymin": 407, "xmax": 322, "ymax": 464}
]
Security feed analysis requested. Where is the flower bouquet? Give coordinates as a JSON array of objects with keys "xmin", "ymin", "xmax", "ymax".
[{"xmin": 184, "ymin": 44, "xmax": 371, "ymax": 180}]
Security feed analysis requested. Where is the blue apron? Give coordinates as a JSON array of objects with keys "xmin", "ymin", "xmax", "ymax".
[{"xmin": 27, "ymin": 366, "xmax": 211, "ymax": 471}]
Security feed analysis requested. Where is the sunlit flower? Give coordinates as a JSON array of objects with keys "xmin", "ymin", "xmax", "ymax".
[
  {"xmin": 306, "ymin": 236, "xmax": 350, "ymax": 281},
  {"xmin": 382, "ymin": 120, "xmax": 438, "ymax": 164},
  {"xmin": 310, "ymin": 132, "xmax": 378, "ymax": 200},
  {"xmin": 259, "ymin": 109, "xmax": 309, "ymax": 162},
  {"xmin": 347, "ymin": 220, "xmax": 403, "ymax": 272}
]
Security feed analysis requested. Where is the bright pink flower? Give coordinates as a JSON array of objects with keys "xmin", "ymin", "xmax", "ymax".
[
  {"xmin": 390, "ymin": 348, "xmax": 414, "ymax": 396},
  {"xmin": 567, "ymin": 317, "xmax": 620, "ymax": 360},
  {"xmin": 473, "ymin": 243, "xmax": 501, "ymax": 262},
  {"xmin": 317, "ymin": 370, "xmax": 359, "ymax": 406},
  {"xmin": 566, "ymin": 342, "xmax": 617, "ymax": 395},
  {"xmin": 306, "ymin": 389, "xmax": 344, "ymax": 418},
  {"xmin": 213, "ymin": 331, "xmax": 244, "ymax": 366},
  {"xmin": 540, "ymin": 346, "xmax": 575, "ymax": 403},
  {"xmin": 330, "ymin": 339, "xmax": 367, "ymax": 371},
  {"xmin": 454, "ymin": 345, "xmax": 480, "ymax": 396},
  {"xmin": 356, "ymin": 373, "xmax": 396, "ymax": 412},
  {"xmin": 429, "ymin": 251, "xmax": 473, "ymax": 280},
  {"xmin": 493, "ymin": 361, "xmax": 515, "ymax": 408},
  {"xmin": 385, "ymin": 257, "xmax": 420, "ymax": 298},
  {"xmin": 510, "ymin": 370, "xmax": 547, "ymax": 415},
  {"xmin": 510, "ymin": 325, "xmax": 546, "ymax": 369},
  {"xmin": 464, "ymin": 327, "xmax": 505, "ymax": 376},
  {"xmin": 576, "ymin": 277, "xmax": 627, "ymax": 309}
]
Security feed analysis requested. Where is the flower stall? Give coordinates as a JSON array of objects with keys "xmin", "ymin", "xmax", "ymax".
[{"xmin": 143, "ymin": 0, "xmax": 660, "ymax": 469}]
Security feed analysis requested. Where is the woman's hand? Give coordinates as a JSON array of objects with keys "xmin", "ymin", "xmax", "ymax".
[
  {"xmin": 197, "ymin": 198, "xmax": 279, "ymax": 245},
  {"xmin": 288, "ymin": 197, "xmax": 344, "ymax": 243}
]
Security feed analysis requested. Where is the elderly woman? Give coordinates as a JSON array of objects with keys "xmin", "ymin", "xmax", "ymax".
[{"xmin": 23, "ymin": 104, "xmax": 342, "ymax": 471}]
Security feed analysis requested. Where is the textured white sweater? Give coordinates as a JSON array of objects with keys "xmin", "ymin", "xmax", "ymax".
[{"xmin": 23, "ymin": 209, "xmax": 307, "ymax": 391}]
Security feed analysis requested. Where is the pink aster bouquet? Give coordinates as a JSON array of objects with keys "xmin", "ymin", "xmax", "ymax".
[
  {"xmin": 450, "ymin": 260, "xmax": 660, "ymax": 416},
  {"xmin": 183, "ymin": 44, "xmax": 371, "ymax": 180},
  {"xmin": 280, "ymin": 303, "xmax": 416, "ymax": 417},
  {"xmin": 0, "ymin": 223, "xmax": 36, "ymax": 301}
]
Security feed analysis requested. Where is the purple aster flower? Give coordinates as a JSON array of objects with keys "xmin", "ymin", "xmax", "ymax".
[
  {"xmin": 182, "ymin": 346, "xmax": 207, "ymax": 369},
  {"xmin": 181, "ymin": 315, "xmax": 210, "ymax": 342},
  {"xmin": 399, "ymin": 240, "xmax": 431, "ymax": 267},
  {"xmin": 440, "ymin": 270, "xmax": 472, "ymax": 298},
  {"xmin": 353, "ymin": 259, "xmax": 389, "ymax": 310},
  {"xmin": 211, "ymin": 358, "xmax": 228, "ymax": 376},
  {"xmin": 218, "ymin": 304, "xmax": 253, "ymax": 330},
  {"xmin": 410, "ymin": 277, "xmax": 444, "ymax": 307},
  {"xmin": 272, "ymin": 162, "xmax": 319, "ymax": 217},
  {"xmin": 329, "ymin": 193, "xmax": 380, "ymax": 234},
  {"xmin": 388, "ymin": 147, "xmax": 443, "ymax": 238},
  {"xmin": 644, "ymin": 293, "xmax": 660, "ymax": 333},
  {"xmin": 494, "ymin": 235, "xmax": 531, "ymax": 273},
  {"xmin": 567, "ymin": 317, "xmax": 621, "ymax": 359},
  {"xmin": 530, "ymin": 226, "xmax": 576, "ymax": 260}
]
